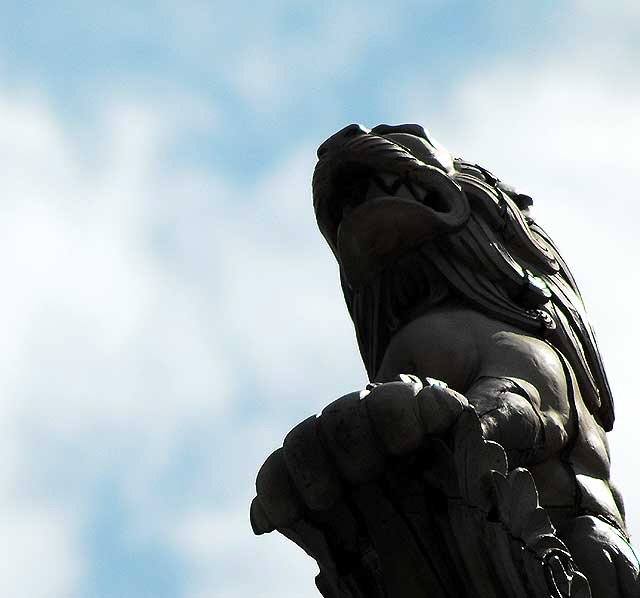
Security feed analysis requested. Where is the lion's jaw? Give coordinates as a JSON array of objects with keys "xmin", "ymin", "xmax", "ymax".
[{"xmin": 312, "ymin": 124, "xmax": 470, "ymax": 289}]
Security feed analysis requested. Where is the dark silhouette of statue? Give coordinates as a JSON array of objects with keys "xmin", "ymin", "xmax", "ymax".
[{"xmin": 250, "ymin": 124, "xmax": 640, "ymax": 597}]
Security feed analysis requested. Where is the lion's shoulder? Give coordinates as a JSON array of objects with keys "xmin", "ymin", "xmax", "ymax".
[{"xmin": 375, "ymin": 304, "xmax": 485, "ymax": 392}]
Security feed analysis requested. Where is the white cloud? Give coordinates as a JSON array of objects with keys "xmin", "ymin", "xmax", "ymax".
[
  {"xmin": 0, "ymin": 84, "xmax": 235, "ymax": 596},
  {"xmin": 174, "ymin": 499, "xmax": 320, "ymax": 598},
  {"xmin": 0, "ymin": 506, "xmax": 78, "ymax": 598}
]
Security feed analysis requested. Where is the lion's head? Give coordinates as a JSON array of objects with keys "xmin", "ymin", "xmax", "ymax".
[{"xmin": 313, "ymin": 123, "xmax": 614, "ymax": 430}]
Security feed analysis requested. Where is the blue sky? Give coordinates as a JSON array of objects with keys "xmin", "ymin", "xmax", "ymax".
[{"xmin": 0, "ymin": 2, "xmax": 638, "ymax": 597}]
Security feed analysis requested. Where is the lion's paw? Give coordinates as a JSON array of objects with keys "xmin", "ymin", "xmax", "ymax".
[{"xmin": 252, "ymin": 374, "xmax": 470, "ymax": 533}]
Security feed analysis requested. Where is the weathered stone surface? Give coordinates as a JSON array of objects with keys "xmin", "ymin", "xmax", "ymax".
[{"xmin": 251, "ymin": 124, "xmax": 638, "ymax": 597}]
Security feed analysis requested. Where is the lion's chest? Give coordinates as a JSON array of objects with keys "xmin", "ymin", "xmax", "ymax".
[{"xmin": 376, "ymin": 306, "xmax": 564, "ymax": 396}]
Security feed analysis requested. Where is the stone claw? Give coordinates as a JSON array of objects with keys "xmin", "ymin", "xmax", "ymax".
[
  {"xmin": 545, "ymin": 551, "xmax": 574, "ymax": 598},
  {"xmin": 255, "ymin": 447, "xmax": 303, "ymax": 529},
  {"xmin": 364, "ymin": 377, "xmax": 424, "ymax": 456},
  {"xmin": 415, "ymin": 379, "xmax": 469, "ymax": 436},
  {"xmin": 283, "ymin": 416, "xmax": 343, "ymax": 511}
]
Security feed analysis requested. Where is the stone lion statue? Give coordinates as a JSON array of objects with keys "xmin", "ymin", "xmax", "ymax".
[{"xmin": 251, "ymin": 124, "xmax": 639, "ymax": 598}]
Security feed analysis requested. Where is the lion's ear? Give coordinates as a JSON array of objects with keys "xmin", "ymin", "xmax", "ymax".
[
  {"xmin": 514, "ymin": 194, "xmax": 533, "ymax": 211},
  {"xmin": 496, "ymin": 181, "xmax": 534, "ymax": 212}
]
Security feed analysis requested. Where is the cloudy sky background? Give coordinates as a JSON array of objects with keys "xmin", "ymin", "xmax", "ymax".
[{"xmin": 0, "ymin": 2, "xmax": 638, "ymax": 597}]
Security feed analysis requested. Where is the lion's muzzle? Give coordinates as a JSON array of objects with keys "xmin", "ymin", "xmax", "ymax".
[{"xmin": 313, "ymin": 123, "xmax": 470, "ymax": 288}]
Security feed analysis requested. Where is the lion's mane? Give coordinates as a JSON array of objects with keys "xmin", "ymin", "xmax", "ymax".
[{"xmin": 342, "ymin": 160, "xmax": 614, "ymax": 430}]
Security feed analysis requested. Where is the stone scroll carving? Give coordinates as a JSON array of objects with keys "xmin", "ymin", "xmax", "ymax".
[{"xmin": 250, "ymin": 124, "xmax": 640, "ymax": 597}]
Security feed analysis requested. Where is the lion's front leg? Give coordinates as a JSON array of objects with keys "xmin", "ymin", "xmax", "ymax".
[
  {"xmin": 251, "ymin": 375, "xmax": 596, "ymax": 597},
  {"xmin": 252, "ymin": 375, "xmax": 469, "ymax": 520},
  {"xmin": 251, "ymin": 375, "xmax": 470, "ymax": 598}
]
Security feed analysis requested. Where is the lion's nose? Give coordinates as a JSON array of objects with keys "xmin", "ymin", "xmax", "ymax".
[
  {"xmin": 316, "ymin": 123, "xmax": 370, "ymax": 159},
  {"xmin": 370, "ymin": 123, "xmax": 431, "ymax": 142}
]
